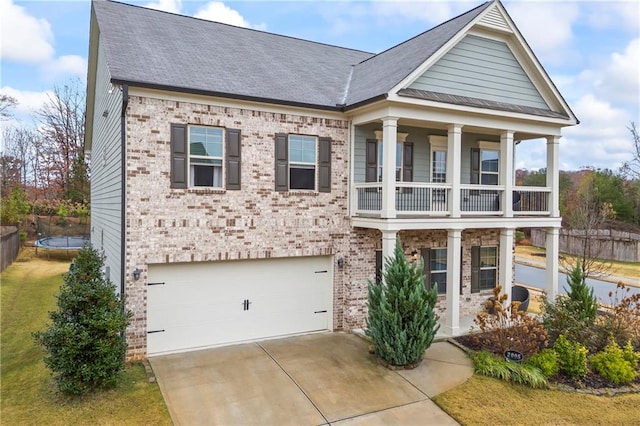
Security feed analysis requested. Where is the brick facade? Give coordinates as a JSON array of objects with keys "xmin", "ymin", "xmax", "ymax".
[{"xmin": 122, "ymin": 94, "xmax": 508, "ymax": 359}]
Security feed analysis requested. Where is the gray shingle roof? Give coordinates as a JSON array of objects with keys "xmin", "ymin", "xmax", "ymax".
[{"xmin": 92, "ymin": 1, "xmax": 490, "ymax": 110}]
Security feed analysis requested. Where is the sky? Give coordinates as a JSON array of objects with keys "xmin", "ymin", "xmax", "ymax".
[{"xmin": 1, "ymin": 0, "xmax": 639, "ymax": 172}]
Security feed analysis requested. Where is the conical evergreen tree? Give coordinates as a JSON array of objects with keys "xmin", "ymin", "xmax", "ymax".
[
  {"xmin": 34, "ymin": 246, "xmax": 132, "ymax": 395},
  {"xmin": 366, "ymin": 237, "xmax": 439, "ymax": 367}
]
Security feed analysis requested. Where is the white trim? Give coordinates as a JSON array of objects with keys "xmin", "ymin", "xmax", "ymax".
[
  {"xmin": 428, "ymin": 135, "xmax": 447, "ymax": 149},
  {"xmin": 478, "ymin": 140, "xmax": 499, "ymax": 150}
]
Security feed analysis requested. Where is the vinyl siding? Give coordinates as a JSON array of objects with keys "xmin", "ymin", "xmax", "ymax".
[
  {"xmin": 90, "ymin": 34, "xmax": 123, "ymax": 292},
  {"xmin": 408, "ymin": 35, "xmax": 549, "ymax": 110},
  {"xmin": 354, "ymin": 125, "xmax": 442, "ymax": 183}
]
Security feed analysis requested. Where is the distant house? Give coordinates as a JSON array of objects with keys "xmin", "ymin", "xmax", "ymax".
[{"xmin": 86, "ymin": 0, "xmax": 578, "ymax": 359}]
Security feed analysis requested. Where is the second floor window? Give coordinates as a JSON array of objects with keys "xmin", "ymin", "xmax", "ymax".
[
  {"xmin": 480, "ymin": 150, "xmax": 499, "ymax": 185},
  {"xmin": 189, "ymin": 126, "xmax": 224, "ymax": 188},
  {"xmin": 289, "ymin": 135, "xmax": 317, "ymax": 190}
]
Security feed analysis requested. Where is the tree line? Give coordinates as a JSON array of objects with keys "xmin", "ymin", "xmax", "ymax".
[{"xmin": 0, "ymin": 79, "xmax": 88, "ymax": 227}]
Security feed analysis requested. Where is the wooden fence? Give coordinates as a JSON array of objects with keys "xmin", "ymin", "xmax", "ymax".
[
  {"xmin": 1, "ymin": 226, "xmax": 20, "ymax": 272},
  {"xmin": 531, "ymin": 228, "xmax": 640, "ymax": 263}
]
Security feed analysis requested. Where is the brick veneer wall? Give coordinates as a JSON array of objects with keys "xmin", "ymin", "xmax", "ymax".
[
  {"xmin": 343, "ymin": 228, "xmax": 503, "ymax": 330},
  {"xmin": 123, "ymin": 95, "xmax": 354, "ymax": 359}
]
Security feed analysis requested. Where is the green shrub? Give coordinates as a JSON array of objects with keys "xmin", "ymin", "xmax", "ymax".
[
  {"xmin": 564, "ymin": 261, "xmax": 598, "ymax": 322},
  {"xmin": 525, "ymin": 349, "xmax": 559, "ymax": 378},
  {"xmin": 471, "ymin": 351, "xmax": 548, "ymax": 389},
  {"xmin": 33, "ymin": 246, "xmax": 132, "ymax": 395},
  {"xmin": 622, "ymin": 340, "xmax": 640, "ymax": 368},
  {"xmin": 366, "ymin": 238, "xmax": 439, "ymax": 367},
  {"xmin": 589, "ymin": 339, "xmax": 638, "ymax": 385},
  {"xmin": 554, "ymin": 334, "xmax": 589, "ymax": 379}
]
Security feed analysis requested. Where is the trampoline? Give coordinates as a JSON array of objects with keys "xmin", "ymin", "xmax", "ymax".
[{"xmin": 35, "ymin": 236, "xmax": 90, "ymax": 258}]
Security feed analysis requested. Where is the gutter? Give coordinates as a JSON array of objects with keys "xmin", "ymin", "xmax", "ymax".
[{"xmin": 120, "ymin": 84, "xmax": 129, "ymax": 297}]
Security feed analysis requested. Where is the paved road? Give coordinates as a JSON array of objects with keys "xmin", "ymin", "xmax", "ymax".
[{"xmin": 515, "ymin": 263, "xmax": 640, "ymax": 303}]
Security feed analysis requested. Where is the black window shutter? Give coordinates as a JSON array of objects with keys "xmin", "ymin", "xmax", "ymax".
[
  {"xmin": 318, "ymin": 137, "xmax": 331, "ymax": 193},
  {"xmin": 275, "ymin": 133, "xmax": 288, "ymax": 191},
  {"xmin": 471, "ymin": 148, "xmax": 480, "ymax": 185},
  {"xmin": 365, "ymin": 139, "xmax": 377, "ymax": 183},
  {"xmin": 403, "ymin": 142, "xmax": 413, "ymax": 182},
  {"xmin": 460, "ymin": 247, "xmax": 464, "ymax": 295},
  {"xmin": 421, "ymin": 248, "xmax": 431, "ymax": 290},
  {"xmin": 226, "ymin": 129, "xmax": 241, "ymax": 190},
  {"xmin": 375, "ymin": 250, "xmax": 382, "ymax": 284},
  {"xmin": 170, "ymin": 123, "xmax": 187, "ymax": 189},
  {"xmin": 471, "ymin": 246, "xmax": 481, "ymax": 293}
]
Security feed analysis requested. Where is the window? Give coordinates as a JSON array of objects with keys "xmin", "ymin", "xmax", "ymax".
[
  {"xmin": 274, "ymin": 133, "xmax": 331, "ymax": 192},
  {"xmin": 428, "ymin": 248, "xmax": 447, "ymax": 294},
  {"xmin": 479, "ymin": 246, "xmax": 498, "ymax": 290},
  {"xmin": 480, "ymin": 150, "xmax": 499, "ymax": 185},
  {"xmin": 378, "ymin": 142, "xmax": 403, "ymax": 182},
  {"xmin": 170, "ymin": 123, "xmax": 241, "ymax": 190},
  {"xmin": 432, "ymin": 149, "xmax": 447, "ymax": 202},
  {"xmin": 189, "ymin": 126, "xmax": 224, "ymax": 187},
  {"xmin": 289, "ymin": 135, "xmax": 316, "ymax": 190}
]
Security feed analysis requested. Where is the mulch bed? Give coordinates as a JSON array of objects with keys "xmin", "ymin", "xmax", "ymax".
[{"xmin": 454, "ymin": 334, "xmax": 640, "ymax": 392}]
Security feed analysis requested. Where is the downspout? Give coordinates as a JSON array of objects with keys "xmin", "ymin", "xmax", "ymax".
[{"xmin": 120, "ymin": 84, "xmax": 129, "ymax": 296}]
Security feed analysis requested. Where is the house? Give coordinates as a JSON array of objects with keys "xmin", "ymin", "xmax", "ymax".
[{"xmin": 86, "ymin": 0, "xmax": 578, "ymax": 359}]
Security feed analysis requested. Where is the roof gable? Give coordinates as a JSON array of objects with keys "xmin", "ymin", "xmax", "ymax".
[
  {"xmin": 391, "ymin": 0, "xmax": 577, "ymax": 122},
  {"xmin": 407, "ymin": 34, "xmax": 549, "ymax": 110}
]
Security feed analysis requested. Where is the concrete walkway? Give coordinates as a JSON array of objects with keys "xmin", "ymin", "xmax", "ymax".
[{"xmin": 149, "ymin": 332, "xmax": 473, "ymax": 425}]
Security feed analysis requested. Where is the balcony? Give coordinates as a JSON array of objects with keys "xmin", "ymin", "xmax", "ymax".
[{"xmin": 354, "ymin": 183, "xmax": 550, "ymax": 218}]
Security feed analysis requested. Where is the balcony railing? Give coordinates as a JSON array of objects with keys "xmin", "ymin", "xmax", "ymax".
[
  {"xmin": 513, "ymin": 186, "xmax": 551, "ymax": 215},
  {"xmin": 460, "ymin": 185, "xmax": 504, "ymax": 215},
  {"xmin": 354, "ymin": 183, "xmax": 552, "ymax": 217},
  {"xmin": 355, "ymin": 183, "xmax": 451, "ymax": 215}
]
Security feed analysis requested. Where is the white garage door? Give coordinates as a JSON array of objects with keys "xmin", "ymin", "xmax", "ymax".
[{"xmin": 147, "ymin": 256, "xmax": 332, "ymax": 355}]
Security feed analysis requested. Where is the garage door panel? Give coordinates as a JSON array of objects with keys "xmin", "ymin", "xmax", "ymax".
[{"xmin": 147, "ymin": 256, "xmax": 332, "ymax": 355}]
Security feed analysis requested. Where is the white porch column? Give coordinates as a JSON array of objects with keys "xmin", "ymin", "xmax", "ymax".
[
  {"xmin": 444, "ymin": 228, "xmax": 462, "ymax": 336},
  {"xmin": 501, "ymin": 130, "xmax": 514, "ymax": 217},
  {"xmin": 381, "ymin": 117, "xmax": 398, "ymax": 218},
  {"xmin": 545, "ymin": 227, "xmax": 560, "ymax": 299},
  {"xmin": 500, "ymin": 228, "xmax": 515, "ymax": 305},
  {"xmin": 381, "ymin": 230, "xmax": 397, "ymax": 275},
  {"xmin": 546, "ymin": 136, "xmax": 560, "ymax": 217},
  {"xmin": 447, "ymin": 124, "xmax": 463, "ymax": 218}
]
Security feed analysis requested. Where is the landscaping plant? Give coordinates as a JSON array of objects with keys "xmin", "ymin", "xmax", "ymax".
[
  {"xmin": 525, "ymin": 348, "xmax": 559, "ymax": 379},
  {"xmin": 589, "ymin": 337, "xmax": 639, "ymax": 385},
  {"xmin": 366, "ymin": 238, "xmax": 439, "ymax": 367},
  {"xmin": 554, "ymin": 334, "xmax": 589, "ymax": 380},
  {"xmin": 33, "ymin": 246, "xmax": 132, "ymax": 395},
  {"xmin": 471, "ymin": 285, "xmax": 548, "ymax": 357},
  {"xmin": 542, "ymin": 262, "xmax": 598, "ymax": 346},
  {"xmin": 471, "ymin": 351, "xmax": 548, "ymax": 389}
]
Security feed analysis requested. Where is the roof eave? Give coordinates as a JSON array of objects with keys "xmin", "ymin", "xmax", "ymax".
[{"xmin": 111, "ymin": 79, "xmax": 346, "ymax": 113}]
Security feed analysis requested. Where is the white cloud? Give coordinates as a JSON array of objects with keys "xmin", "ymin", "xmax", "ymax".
[
  {"xmin": 194, "ymin": 2, "xmax": 265, "ymax": 29},
  {"xmin": 42, "ymin": 55, "xmax": 88, "ymax": 82},
  {"xmin": 143, "ymin": 0, "xmax": 182, "ymax": 14},
  {"xmin": 0, "ymin": 0, "xmax": 54, "ymax": 63},
  {"xmin": 598, "ymin": 38, "xmax": 639, "ymax": 106},
  {"xmin": 561, "ymin": 94, "xmax": 633, "ymax": 170},
  {"xmin": 507, "ymin": 2, "xmax": 580, "ymax": 66},
  {"xmin": 0, "ymin": 86, "xmax": 51, "ymax": 117},
  {"xmin": 586, "ymin": 2, "xmax": 640, "ymax": 33}
]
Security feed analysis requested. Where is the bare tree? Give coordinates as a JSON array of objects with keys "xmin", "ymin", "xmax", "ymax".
[
  {"xmin": 0, "ymin": 94, "xmax": 18, "ymax": 120},
  {"xmin": 621, "ymin": 122, "xmax": 640, "ymax": 180},
  {"xmin": 36, "ymin": 79, "xmax": 86, "ymax": 199},
  {"xmin": 563, "ymin": 174, "xmax": 613, "ymax": 279}
]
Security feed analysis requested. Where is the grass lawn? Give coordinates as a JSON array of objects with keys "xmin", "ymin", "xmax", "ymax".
[
  {"xmin": 515, "ymin": 244, "xmax": 640, "ymax": 285},
  {"xmin": 434, "ymin": 375, "xmax": 640, "ymax": 425},
  {"xmin": 1, "ymin": 250, "xmax": 171, "ymax": 425}
]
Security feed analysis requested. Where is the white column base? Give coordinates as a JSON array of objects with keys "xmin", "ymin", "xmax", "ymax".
[{"xmin": 445, "ymin": 229, "xmax": 462, "ymax": 335}]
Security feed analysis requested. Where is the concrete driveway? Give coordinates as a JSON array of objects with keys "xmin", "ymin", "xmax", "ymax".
[{"xmin": 149, "ymin": 332, "xmax": 473, "ymax": 425}]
